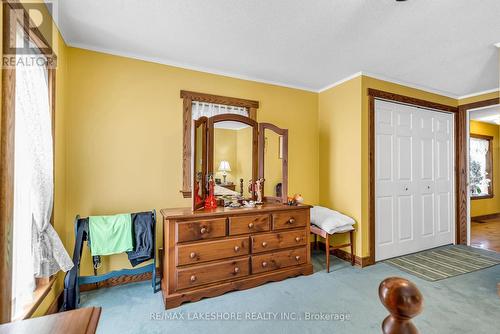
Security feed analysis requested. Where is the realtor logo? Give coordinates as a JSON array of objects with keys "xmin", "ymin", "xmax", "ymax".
[{"xmin": 2, "ymin": 1, "xmax": 56, "ymax": 68}]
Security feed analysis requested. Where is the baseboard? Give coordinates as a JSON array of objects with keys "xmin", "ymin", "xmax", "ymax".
[
  {"xmin": 80, "ymin": 270, "xmax": 160, "ymax": 292},
  {"xmin": 310, "ymin": 241, "xmax": 372, "ymax": 267},
  {"xmin": 471, "ymin": 212, "xmax": 500, "ymax": 223}
]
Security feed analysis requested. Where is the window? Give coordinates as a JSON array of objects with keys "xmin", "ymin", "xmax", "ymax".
[
  {"xmin": 470, "ymin": 134, "xmax": 493, "ymax": 199},
  {"xmin": 180, "ymin": 90, "xmax": 259, "ymax": 197},
  {"xmin": 1, "ymin": 2, "xmax": 71, "ymax": 322}
]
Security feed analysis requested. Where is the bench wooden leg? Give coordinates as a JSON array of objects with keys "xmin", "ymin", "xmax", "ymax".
[
  {"xmin": 326, "ymin": 235, "xmax": 330, "ymax": 273},
  {"xmin": 349, "ymin": 230, "xmax": 355, "ymax": 266}
]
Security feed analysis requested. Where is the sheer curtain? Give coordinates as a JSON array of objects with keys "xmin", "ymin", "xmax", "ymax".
[
  {"xmin": 12, "ymin": 31, "xmax": 73, "ymax": 318},
  {"xmin": 191, "ymin": 101, "xmax": 248, "ymax": 120}
]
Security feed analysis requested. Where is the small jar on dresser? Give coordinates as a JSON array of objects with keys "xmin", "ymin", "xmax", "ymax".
[{"xmin": 160, "ymin": 203, "xmax": 313, "ymax": 309}]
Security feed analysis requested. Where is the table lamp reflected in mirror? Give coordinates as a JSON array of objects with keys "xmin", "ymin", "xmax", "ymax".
[{"xmin": 218, "ymin": 160, "xmax": 231, "ymax": 185}]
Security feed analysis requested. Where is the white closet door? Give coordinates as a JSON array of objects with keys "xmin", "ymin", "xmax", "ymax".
[{"xmin": 375, "ymin": 100, "xmax": 454, "ymax": 261}]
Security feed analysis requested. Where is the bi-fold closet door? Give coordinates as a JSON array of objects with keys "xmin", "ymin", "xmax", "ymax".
[{"xmin": 375, "ymin": 99, "xmax": 454, "ymax": 261}]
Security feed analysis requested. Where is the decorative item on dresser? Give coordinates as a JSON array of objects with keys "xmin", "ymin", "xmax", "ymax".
[{"xmin": 160, "ymin": 204, "xmax": 313, "ymax": 309}]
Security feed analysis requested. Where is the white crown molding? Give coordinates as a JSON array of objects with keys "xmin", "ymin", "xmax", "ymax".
[
  {"xmin": 66, "ymin": 43, "xmax": 498, "ymax": 101},
  {"xmin": 317, "ymin": 72, "xmax": 363, "ymax": 93},
  {"xmin": 457, "ymin": 88, "xmax": 500, "ymax": 100},
  {"xmin": 359, "ymin": 71, "xmax": 459, "ymax": 99},
  {"xmin": 318, "ymin": 71, "xmax": 459, "ymax": 98},
  {"xmin": 67, "ymin": 42, "xmax": 319, "ymax": 93}
]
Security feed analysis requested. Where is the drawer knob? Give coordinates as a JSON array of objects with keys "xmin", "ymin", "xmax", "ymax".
[
  {"xmin": 262, "ymin": 261, "xmax": 268, "ymax": 268},
  {"xmin": 288, "ymin": 218, "xmax": 296, "ymax": 224},
  {"xmin": 234, "ymin": 245, "xmax": 240, "ymax": 252},
  {"xmin": 189, "ymin": 252, "xmax": 197, "ymax": 259},
  {"xmin": 200, "ymin": 226, "xmax": 209, "ymax": 234},
  {"xmin": 295, "ymin": 236, "xmax": 301, "ymax": 242},
  {"xmin": 248, "ymin": 222, "xmax": 254, "ymax": 229},
  {"xmin": 295, "ymin": 255, "xmax": 301, "ymax": 261},
  {"xmin": 233, "ymin": 267, "xmax": 240, "ymax": 274},
  {"xmin": 190, "ymin": 275, "xmax": 197, "ymax": 282},
  {"xmin": 262, "ymin": 241, "xmax": 268, "ymax": 248}
]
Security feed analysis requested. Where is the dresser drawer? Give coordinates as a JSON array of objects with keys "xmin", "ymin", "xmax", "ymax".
[
  {"xmin": 251, "ymin": 230, "xmax": 306, "ymax": 253},
  {"xmin": 251, "ymin": 247, "xmax": 307, "ymax": 274},
  {"xmin": 176, "ymin": 218, "xmax": 226, "ymax": 243},
  {"xmin": 228, "ymin": 214, "xmax": 270, "ymax": 235},
  {"xmin": 177, "ymin": 237, "xmax": 249, "ymax": 266},
  {"xmin": 272, "ymin": 210, "xmax": 307, "ymax": 230},
  {"xmin": 176, "ymin": 258, "xmax": 250, "ymax": 290}
]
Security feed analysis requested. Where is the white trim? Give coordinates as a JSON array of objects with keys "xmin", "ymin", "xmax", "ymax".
[
  {"xmin": 361, "ymin": 71, "xmax": 460, "ymax": 98},
  {"xmin": 457, "ymin": 88, "xmax": 500, "ymax": 101},
  {"xmin": 67, "ymin": 42, "xmax": 319, "ymax": 93},
  {"xmin": 318, "ymin": 70, "xmax": 463, "ymax": 99},
  {"xmin": 65, "ymin": 42, "xmax": 500, "ymax": 100},
  {"xmin": 317, "ymin": 72, "xmax": 363, "ymax": 93}
]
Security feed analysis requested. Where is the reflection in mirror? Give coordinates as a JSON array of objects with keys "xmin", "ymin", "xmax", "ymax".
[
  {"xmin": 264, "ymin": 129, "xmax": 283, "ymax": 198},
  {"xmin": 194, "ymin": 125, "xmax": 203, "ymax": 195},
  {"xmin": 258, "ymin": 123, "xmax": 288, "ymax": 203},
  {"xmin": 213, "ymin": 121, "xmax": 253, "ymax": 201},
  {"xmin": 192, "ymin": 117, "xmax": 207, "ymax": 210}
]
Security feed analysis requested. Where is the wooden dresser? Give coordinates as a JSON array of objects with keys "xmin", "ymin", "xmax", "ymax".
[{"xmin": 160, "ymin": 204, "xmax": 313, "ymax": 309}]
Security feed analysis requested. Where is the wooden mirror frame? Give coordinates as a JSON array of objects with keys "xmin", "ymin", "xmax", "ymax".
[
  {"xmin": 207, "ymin": 114, "xmax": 259, "ymax": 201},
  {"xmin": 192, "ymin": 117, "xmax": 208, "ymax": 210},
  {"xmin": 258, "ymin": 123, "xmax": 288, "ymax": 203},
  {"xmin": 180, "ymin": 90, "xmax": 259, "ymax": 198}
]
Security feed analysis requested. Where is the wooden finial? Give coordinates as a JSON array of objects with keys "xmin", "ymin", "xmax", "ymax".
[{"xmin": 379, "ymin": 277, "xmax": 423, "ymax": 334}]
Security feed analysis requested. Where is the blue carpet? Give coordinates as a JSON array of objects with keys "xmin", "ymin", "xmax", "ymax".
[{"xmin": 80, "ymin": 245, "xmax": 500, "ymax": 334}]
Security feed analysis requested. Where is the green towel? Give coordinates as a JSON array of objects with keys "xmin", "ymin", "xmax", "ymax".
[{"xmin": 89, "ymin": 213, "xmax": 133, "ymax": 256}]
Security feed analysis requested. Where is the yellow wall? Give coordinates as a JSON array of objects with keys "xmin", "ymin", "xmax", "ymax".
[
  {"xmin": 318, "ymin": 76, "xmax": 363, "ymax": 254},
  {"xmin": 65, "ymin": 47, "xmax": 319, "ymax": 274},
  {"xmin": 469, "ymin": 121, "xmax": 500, "ymax": 217}
]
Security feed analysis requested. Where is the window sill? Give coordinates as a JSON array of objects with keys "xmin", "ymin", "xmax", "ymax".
[
  {"xmin": 13, "ymin": 276, "xmax": 56, "ymax": 321},
  {"xmin": 471, "ymin": 195, "xmax": 494, "ymax": 200}
]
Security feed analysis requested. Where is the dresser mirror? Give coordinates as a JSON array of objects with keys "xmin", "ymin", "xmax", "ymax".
[
  {"xmin": 258, "ymin": 123, "xmax": 288, "ymax": 203},
  {"xmin": 192, "ymin": 113, "xmax": 289, "ymax": 210},
  {"xmin": 208, "ymin": 114, "xmax": 258, "ymax": 203},
  {"xmin": 192, "ymin": 117, "xmax": 208, "ymax": 210}
]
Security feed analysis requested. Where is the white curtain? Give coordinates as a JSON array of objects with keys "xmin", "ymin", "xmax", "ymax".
[
  {"xmin": 12, "ymin": 32, "xmax": 73, "ymax": 317},
  {"xmin": 191, "ymin": 101, "xmax": 248, "ymax": 120}
]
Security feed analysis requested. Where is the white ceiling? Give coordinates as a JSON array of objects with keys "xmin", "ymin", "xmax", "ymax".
[
  {"xmin": 470, "ymin": 104, "xmax": 500, "ymax": 125},
  {"xmin": 48, "ymin": 0, "xmax": 500, "ymax": 97}
]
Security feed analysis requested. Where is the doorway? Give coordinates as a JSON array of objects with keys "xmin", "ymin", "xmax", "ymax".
[{"xmin": 467, "ymin": 104, "xmax": 500, "ymax": 252}]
